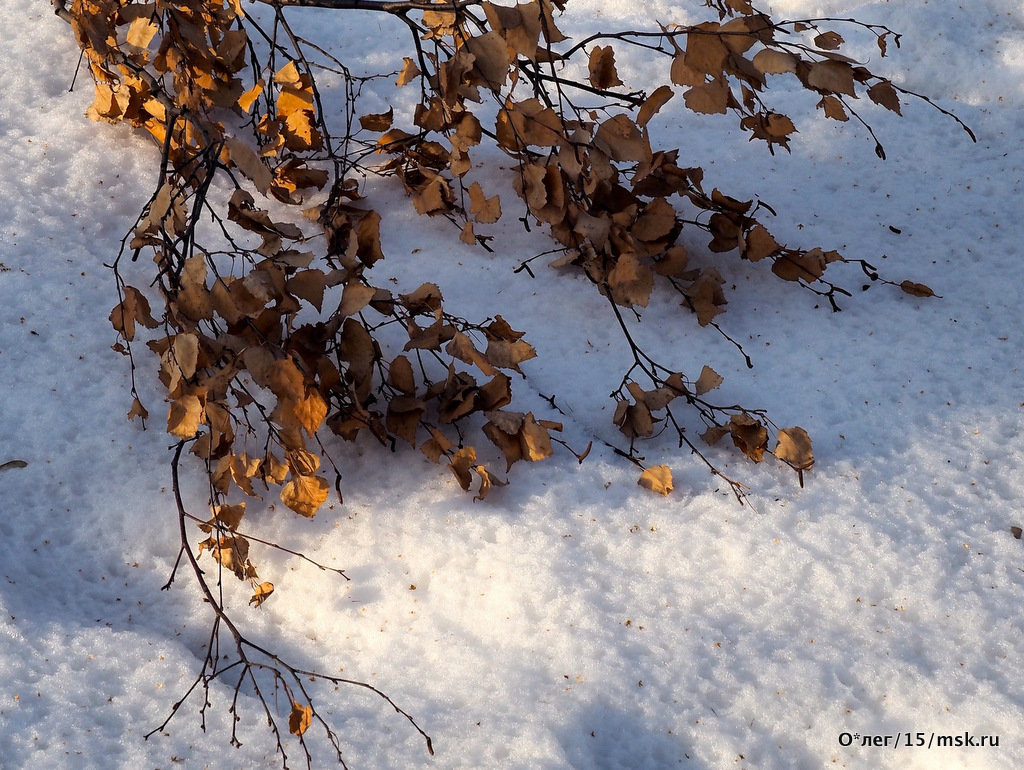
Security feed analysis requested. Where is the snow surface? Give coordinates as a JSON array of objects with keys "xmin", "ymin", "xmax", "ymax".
[{"xmin": 1, "ymin": 1, "xmax": 1023, "ymax": 768}]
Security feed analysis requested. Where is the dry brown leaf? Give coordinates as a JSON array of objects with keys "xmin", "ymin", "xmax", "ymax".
[
  {"xmin": 213, "ymin": 502, "xmax": 246, "ymax": 531},
  {"xmin": 286, "ymin": 269, "xmax": 328, "ymax": 312},
  {"xmin": 288, "ymin": 701, "xmax": 313, "ymax": 736},
  {"xmin": 632, "ymin": 197, "xmax": 676, "ymax": 243},
  {"xmin": 281, "ymin": 474, "xmax": 330, "ymax": 517},
  {"xmin": 752, "ymin": 49, "xmax": 798, "ymax": 75},
  {"xmin": 199, "ymin": 535, "xmax": 250, "ymax": 580},
  {"xmin": 397, "ymin": 57, "xmax": 421, "ymax": 86},
  {"xmin": 483, "ymin": 416, "xmax": 524, "ymax": 471},
  {"xmin": 685, "ymin": 23, "xmax": 729, "ymax": 75},
  {"xmin": 638, "ymin": 465, "xmax": 673, "ymax": 495},
  {"xmin": 127, "ymin": 397, "xmax": 149, "ymax": 422},
  {"xmin": 359, "ymin": 107, "xmax": 394, "ymax": 131},
  {"xmin": 728, "ymin": 413, "xmax": 768, "ymax": 462},
  {"xmin": 110, "ymin": 285, "xmax": 159, "ymax": 341},
  {"xmin": 695, "ymin": 365, "xmax": 723, "ymax": 395},
  {"xmin": 386, "ymin": 396, "xmax": 426, "ymax": 445},
  {"xmin": 177, "ymin": 254, "xmax": 213, "ymax": 322},
  {"xmin": 867, "ymin": 81, "xmax": 901, "ymax": 114},
  {"xmin": 593, "ymin": 114, "xmax": 650, "ymax": 162},
  {"xmin": 670, "ymin": 54, "xmax": 704, "ymax": 88},
  {"xmin": 772, "ymin": 248, "xmax": 828, "ymax": 282},
  {"xmin": 814, "ymin": 31, "xmax": 845, "ymax": 51},
  {"xmin": 449, "ymin": 446, "xmax": 476, "ymax": 490},
  {"xmin": 168, "ymin": 394, "xmax": 204, "ymax": 438},
  {"xmin": 607, "ymin": 254, "xmax": 654, "ymax": 308},
  {"xmin": 249, "ymin": 581, "xmax": 275, "ymax": 608},
  {"xmin": 473, "ymin": 464, "xmax": 504, "ymax": 501},
  {"xmin": 466, "ymin": 31, "xmax": 511, "ymax": 88},
  {"xmin": 172, "ymin": 333, "xmax": 199, "ymax": 381},
  {"xmin": 684, "ymin": 78, "xmax": 730, "ymax": 115},
  {"xmin": 588, "ymin": 45, "xmax": 623, "ymax": 89},
  {"xmin": 485, "ymin": 338, "xmax": 537, "ymax": 373},
  {"xmin": 388, "ymin": 355, "xmax": 417, "ymax": 395},
  {"xmin": 637, "ymin": 85, "xmax": 675, "ymax": 128},
  {"xmin": 520, "ymin": 413, "xmax": 553, "ymax": 461},
  {"xmin": 899, "ymin": 280, "xmax": 936, "ymax": 298},
  {"xmin": 818, "ymin": 94, "xmax": 849, "ymax": 121},
  {"xmin": 743, "ymin": 224, "xmax": 781, "ymax": 261},
  {"xmin": 806, "ymin": 60, "xmax": 856, "ymax": 96},
  {"xmin": 652, "ymin": 245, "xmax": 689, "ymax": 277},
  {"xmin": 263, "ymin": 452, "xmax": 290, "ymax": 485},
  {"xmin": 225, "ymin": 136, "xmax": 272, "ymax": 194},
  {"xmin": 338, "ymin": 282, "xmax": 377, "ymax": 317},
  {"xmin": 447, "ymin": 332, "xmax": 498, "ymax": 377},
  {"xmin": 773, "ymin": 426, "xmax": 814, "ymax": 471},
  {"xmin": 468, "ymin": 182, "xmax": 502, "ymax": 224}
]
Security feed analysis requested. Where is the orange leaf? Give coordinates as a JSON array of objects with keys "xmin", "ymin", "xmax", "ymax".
[
  {"xmin": 288, "ymin": 701, "xmax": 312, "ymax": 736},
  {"xmin": 638, "ymin": 465, "xmax": 673, "ymax": 495},
  {"xmin": 281, "ymin": 474, "xmax": 330, "ymax": 517}
]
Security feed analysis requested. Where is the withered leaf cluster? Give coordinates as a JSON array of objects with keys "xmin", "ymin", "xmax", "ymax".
[{"xmin": 60, "ymin": 0, "xmax": 963, "ymax": 592}]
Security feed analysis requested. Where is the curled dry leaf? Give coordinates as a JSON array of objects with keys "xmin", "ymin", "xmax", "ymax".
[
  {"xmin": 198, "ymin": 535, "xmax": 250, "ymax": 580},
  {"xmin": 127, "ymin": 397, "xmax": 149, "ymax": 422},
  {"xmin": 281, "ymin": 473, "xmax": 330, "ymax": 517},
  {"xmin": 728, "ymin": 413, "xmax": 768, "ymax": 462},
  {"xmin": 249, "ymin": 581, "xmax": 275, "ymax": 608},
  {"xmin": 900, "ymin": 280, "xmax": 936, "ymax": 298},
  {"xmin": 449, "ymin": 446, "xmax": 476, "ymax": 491},
  {"xmin": 288, "ymin": 701, "xmax": 313, "ymax": 736}
]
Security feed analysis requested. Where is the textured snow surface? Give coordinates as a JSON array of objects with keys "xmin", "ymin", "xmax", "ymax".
[{"xmin": 1, "ymin": 1, "xmax": 1022, "ymax": 768}]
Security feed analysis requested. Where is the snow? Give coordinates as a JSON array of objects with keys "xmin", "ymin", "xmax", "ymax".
[{"xmin": 1, "ymin": 1, "xmax": 1022, "ymax": 768}]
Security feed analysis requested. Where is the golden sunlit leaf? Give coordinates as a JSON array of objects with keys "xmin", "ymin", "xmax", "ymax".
[
  {"xmin": 638, "ymin": 465, "xmax": 673, "ymax": 495},
  {"xmin": 359, "ymin": 107, "xmax": 394, "ymax": 131},
  {"xmin": 774, "ymin": 426, "xmax": 814, "ymax": 471},
  {"xmin": 520, "ymin": 412, "xmax": 555, "ymax": 461},
  {"xmin": 396, "ymin": 57, "xmax": 420, "ymax": 86},
  {"xmin": 449, "ymin": 446, "xmax": 476, "ymax": 490},
  {"xmin": 288, "ymin": 701, "xmax": 313, "ymax": 736},
  {"xmin": 281, "ymin": 474, "xmax": 330, "ymax": 517},
  {"xmin": 249, "ymin": 581, "xmax": 274, "ymax": 607},
  {"xmin": 168, "ymin": 394, "xmax": 203, "ymax": 438},
  {"xmin": 237, "ymin": 80, "xmax": 264, "ymax": 113},
  {"xmin": 126, "ymin": 17, "xmax": 158, "ymax": 50}
]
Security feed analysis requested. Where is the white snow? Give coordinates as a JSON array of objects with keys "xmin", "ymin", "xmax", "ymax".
[{"xmin": 1, "ymin": 1, "xmax": 1022, "ymax": 768}]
